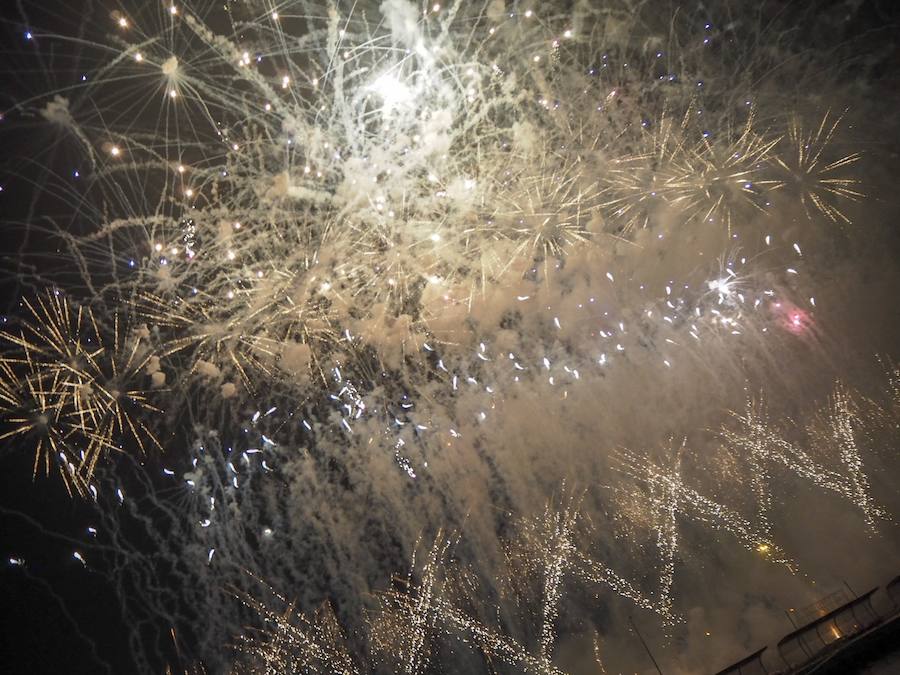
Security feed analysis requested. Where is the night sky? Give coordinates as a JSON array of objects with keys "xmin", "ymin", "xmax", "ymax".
[{"xmin": 2, "ymin": 1, "xmax": 900, "ymax": 674}]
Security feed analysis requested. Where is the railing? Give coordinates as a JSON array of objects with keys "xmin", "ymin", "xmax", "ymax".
[
  {"xmin": 790, "ymin": 590, "xmax": 851, "ymax": 627},
  {"xmin": 714, "ymin": 575, "xmax": 900, "ymax": 675},
  {"xmin": 775, "ymin": 589, "xmax": 880, "ymax": 669},
  {"xmin": 887, "ymin": 575, "xmax": 900, "ymax": 612},
  {"xmin": 713, "ymin": 647, "xmax": 768, "ymax": 675}
]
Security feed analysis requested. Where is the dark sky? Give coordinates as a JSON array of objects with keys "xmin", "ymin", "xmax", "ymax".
[{"xmin": 1, "ymin": 1, "xmax": 900, "ymax": 674}]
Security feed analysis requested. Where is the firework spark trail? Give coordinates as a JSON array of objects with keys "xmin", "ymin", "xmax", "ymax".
[
  {"xmin": 613, "ymin": 440, "xmax": 792, "ymax": 624},
  {"xmin": 231, "ymin": 574, "xmax": 360, "ymax": 675},
  {"xmin": 817, "ymin": 383, "xmax": 885, "ymax": 531},
  {"xmin": 77, "ymin": 427, "xmax": 294, "ymax": 673},
  {"xmin": 372, "ymin": 529, "xmax": 572, "ymax": 675},
  {"xmin": 507, "ymin": 496, "xmax": 661, "ymax": 621},
  {"xmin": 0, "ymin": 0, "xmax": 894, "ymax": 672},
  {"xmin": 651, "ymin": 441, "xmax": 681, "ymax": 628},
  {"xmin": 534, "ymin": 502, "xmax": 574, "ymax": 663},
  {"xmin": 372, "ymin": 498, "xmax": 667, "ymax": 675},
  {"xmin": 371, "ymin": 530, "xmax": 449, "ymax": 675},
  {"xmin": 720, "ymin": 393, "xmax": 888, "ymax": 532}
]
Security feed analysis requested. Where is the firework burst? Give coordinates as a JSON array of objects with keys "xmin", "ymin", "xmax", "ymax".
[
  {"xmin": 0, "ymin": 292, "xmax": 161, "ymax": 492},
  {"xmin": 0, "ymin": 1, "xmax": 896, "ymax": 673}
]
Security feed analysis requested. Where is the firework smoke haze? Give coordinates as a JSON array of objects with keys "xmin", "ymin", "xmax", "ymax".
[{"xmin": 0, "ymin": 1, "xmax": 899, "ymax": 673}]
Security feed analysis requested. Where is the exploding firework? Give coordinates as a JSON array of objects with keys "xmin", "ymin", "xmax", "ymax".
[
  {"xmin": 0, "ymin": 292, "xmax": 161, "ymax": 493},
  {"xmin": 1, "ymin": 1, "xmax": 897, "ymax": 673}
]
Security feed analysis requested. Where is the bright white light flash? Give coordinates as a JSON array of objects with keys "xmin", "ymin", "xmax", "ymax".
[{"xmin": 369, "ymin": 72, "xmax": 413, "ymax": 110}]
